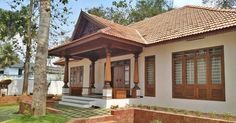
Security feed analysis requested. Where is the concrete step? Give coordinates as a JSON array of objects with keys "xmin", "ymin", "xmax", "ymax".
[
  {"xmin": 59, "ymin": 101, "xmax": 91, "ymax": 108},
  {"xmin": 62, "ymin": 95, "xmax": 95, "ymax": 101},
  {"xmin": 62, "ymin": 98, "xmax": 95, "ymax": 105}
]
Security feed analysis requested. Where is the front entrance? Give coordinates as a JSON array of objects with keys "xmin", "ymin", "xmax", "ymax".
[
  {"xmin": 70, "ymin": 66, "xmax": 84, "ymax": 96},
  {"xmin": 111, "ymin": 60, "xmax": 130, "ymax": 98}
]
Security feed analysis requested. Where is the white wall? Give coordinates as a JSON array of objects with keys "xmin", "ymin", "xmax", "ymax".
[
  {"xmin": 69, "ymin": 55, "xmax": 136, "ymax": 94},
  {"xmin": 0, "ymin": 77, "xmax": 64, "ymax": 95},
  {"xmin": 68, "ymin": 31, "xmax": 236, "ymax": 115},
  {"xmin": 132, "ymin": 31, "xmax": 236, "ymax": 115},
  {"xmin": 4, "ymin": 68, "xmax": 19, "ymax": 76}
]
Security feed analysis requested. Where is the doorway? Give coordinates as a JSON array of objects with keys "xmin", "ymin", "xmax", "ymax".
[
  {"xmin": 70, "ymin": 66, "xmax": 84, "ymax": 96},
  {"xmin": 111, "ymin": 60, "xmax": 130, "ymax": 98}
]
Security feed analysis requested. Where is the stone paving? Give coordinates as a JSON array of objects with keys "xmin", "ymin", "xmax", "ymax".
[{"xmin": 54, "ymin": 104, "xmax": 111, "ymax": 119}]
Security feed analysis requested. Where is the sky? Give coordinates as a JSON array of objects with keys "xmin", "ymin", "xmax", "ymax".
[{"xmin": 0, "ymin": 0, "xmax": 203, "ymax": 43}]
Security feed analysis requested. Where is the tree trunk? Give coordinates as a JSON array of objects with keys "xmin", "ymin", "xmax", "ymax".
[
  {"xmin": 22, "ymin": 0, "xmax": 34, "ymax": 96},
  {"xmin": 32, "ymin": 0, "xmax": 51, "ymax": 116}
]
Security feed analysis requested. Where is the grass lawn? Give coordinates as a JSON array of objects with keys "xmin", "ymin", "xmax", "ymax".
[
  {"xmin": 0, "ymin": 104, "xmax": 22, "ymax": 122},
  {"xmin": 7, "ymin": 114, "xmax": 68, "ymax": 123},
  {"xmin": 0, "ymin": 104, "xmax": 110, "ymax": 123}
]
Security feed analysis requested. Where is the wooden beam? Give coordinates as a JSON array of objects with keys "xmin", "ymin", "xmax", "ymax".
[
  {"xmin": 111, "ymin": 42, "xmax": 143, "ymax": 52},
  {"xmin": 70, "ymin": 44, "xmax": 106, "ymax": 56}
]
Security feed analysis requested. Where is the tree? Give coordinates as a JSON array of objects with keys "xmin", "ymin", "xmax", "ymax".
[
  {"xmin": 0, "ymin": 43, "xmax": 19, "ymax": 68},
  {"xmin": 129, "ymin": 0, "xmax": 173, "ymax": 23},
  {"xmin": 22, "ymin": 0, "xmax": 34, "ymax": 95},
  {"xmin": 203, "ymin": 0, "xmax": 236, "ymax": 9},
  {"xmin": 0, "ymin": 4, "xmax": 37, "ymax": 95},
  {"xmin": 31, "ymin": 0, "xmax": 51, "ymax": 116},
  {"xmin": 31, "ymin": 0, "xmax": 72, "ymax": 116},
  {"xmin": 1, "ymin": 0, "xmax": 72, "ymax": 95},
  {"xmin": 87, "ymin": 0, "xmax": 173, "ymax": 25}
]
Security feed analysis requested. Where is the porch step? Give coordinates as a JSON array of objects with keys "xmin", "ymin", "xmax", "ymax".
[{"xmin": 59, "ymin": 95, "xmax": 96, "ymax": 108}]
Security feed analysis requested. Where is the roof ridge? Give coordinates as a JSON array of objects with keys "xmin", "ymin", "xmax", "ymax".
[{"xmin": 183, "ymin": 5, "xmax": 236, "ymax": 13}]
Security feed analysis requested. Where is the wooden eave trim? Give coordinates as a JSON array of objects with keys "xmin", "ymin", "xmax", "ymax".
[
  {"xmin": 49, "ymin": 31, "xmax": 145, "ymax": 56},
  {"xmin": 49, "ymin": 32, "xmax": 103, "ymax": 55}
]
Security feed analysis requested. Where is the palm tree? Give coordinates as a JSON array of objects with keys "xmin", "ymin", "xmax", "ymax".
[{"xmin": 0, "ymin": 43, "xmax": 19, "ymax": 68}]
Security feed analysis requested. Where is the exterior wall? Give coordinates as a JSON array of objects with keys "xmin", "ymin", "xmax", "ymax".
[
  {"xmin": 69, "ymin": 54, "xmax": 135, "ymax": 94},
  {"xmin": 0, "ymin": 76, "xmax": 63, "ymax": 95},
  {"xmin": 133, "ymin": 31, "xmax": 236, "ymax": 115},
  {"xmin": 4, "ymin": 68, "xmax": 19, "ymax": 76},
  {"xmin": 67, "ymin": 31, "xmax": 236, "ymax": 115},
  {"xmin": 68, "ymin": 59, "xmax": 91, "ymax": 95}
]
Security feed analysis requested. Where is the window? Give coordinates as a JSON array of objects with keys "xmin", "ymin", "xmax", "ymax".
[
  {"xmin": 172, "ymin": 46, "xmax": 225, "ymax": 101},
  {"xmin": 145, "ymin": 56, "xmax": 156, "ymax": 97},
  {"xmin": 70, "ymin": 66, "xmax": 84, "ymax": 86}
]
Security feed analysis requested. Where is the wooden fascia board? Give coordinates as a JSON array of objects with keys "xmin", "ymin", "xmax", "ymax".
[
  {"xmin": 49, "ymin": 32, "xmax": 145, "ymax": 57},
  {"xmin": 48, "ymin": 32, "xmax": 103, "ymax": 55}
]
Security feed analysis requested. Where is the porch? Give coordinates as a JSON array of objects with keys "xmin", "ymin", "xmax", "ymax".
[{"xmin": 49, "ymin": 30, "xmax": 144, "ymax": 101}]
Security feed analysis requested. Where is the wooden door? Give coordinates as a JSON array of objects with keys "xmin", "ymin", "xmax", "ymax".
[
  {"xmin": 113, "ymin": 65, "xmax": 127, "ymax": 98},
  {"xmin": 113, "ymin": 66, "xmax": 125, "ymax": 88},
  {"xmin": 70, "ymin": 66, "xmax": 84, "ymax": 96}
]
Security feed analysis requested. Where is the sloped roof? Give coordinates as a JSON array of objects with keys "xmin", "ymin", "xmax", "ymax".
[
  {"xmin": 129, "ymin": 5, "xmax": 236, "ymax": 44},
  {"xmin": 87, "ymin": 13, "xmax": 146, "ymax": 44},
  {"xmin": 50, "ymin": 5, "xmax": 236, "ymax": 54}
]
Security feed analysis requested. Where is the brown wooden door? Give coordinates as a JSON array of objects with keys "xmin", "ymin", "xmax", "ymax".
[
  {"xmin": 113, "ymin": 66, "xmax": 125, "ymax": 88},
  {"xmin": 70, "ymin": 66, "xmax": 83, "ymax": 96}
]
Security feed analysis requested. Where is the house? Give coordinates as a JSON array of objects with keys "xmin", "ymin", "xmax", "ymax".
[
  {"xmin": 0, "ymin": 61, "xmax": 64, "ymax": 95},
  {"xmin": 0, "ymin": 61, "xmax": 24, "ymax": 77},
  {"xmin": 48, "ymin": 6, "xmax": 236, "ymax": 115}
]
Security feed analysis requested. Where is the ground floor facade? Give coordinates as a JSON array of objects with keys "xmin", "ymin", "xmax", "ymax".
[{"xmin": 62, "ymin": 31, "xmax": 236, "ymax": 115}]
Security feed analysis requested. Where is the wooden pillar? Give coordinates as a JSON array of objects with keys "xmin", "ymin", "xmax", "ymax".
[
  {"xmin": 103, "ymin": 47, "xmax": 112, "ymax": 98},
  {"xmin": 89, "ymin": 58, "xmax": 96, "ymax": 94},
  {"xmin": 62, "ymin": 57, "xmax": 69, "ymax": 95},
  {"xmin": 104, "ymin": 48, "xmax": 112, "ymax": 88},
  {"xmin": 133, "ymin": 53, "xmax": 140, "ymax": 89},
  {"xmin": 132, "ymin": 53, "xmax": 141, "ymax": 98}
]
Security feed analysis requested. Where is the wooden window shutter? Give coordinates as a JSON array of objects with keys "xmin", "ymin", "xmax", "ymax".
[
  {"xmin": 172, "ymin": 46, "xmax": 225, "ymax": 101},
  {"xmin": 145, "ymin": 56, "xmax": 156, "ymax": 97}
]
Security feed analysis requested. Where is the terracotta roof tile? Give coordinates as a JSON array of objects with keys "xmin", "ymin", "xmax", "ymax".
[
  {"xmin": 88, "ymin": 13, "xmax": 146, "ymax": 44},
  {"xmin": 129, "ymin": 5, "xmax": 236, "ymax": 44},
  {"xmin": 50, "ymin": 5, "xmax": 236, "ymax": 52}
]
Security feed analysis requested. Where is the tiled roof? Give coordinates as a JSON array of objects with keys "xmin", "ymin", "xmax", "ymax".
[
  {"xmin": 50, "ymin": 5, "xmax": 236, "ymax": 53},
  {"xmin": 129, "ymin": 5, "xmax": 236, "ymax": 44},
  {"xmin": 87, "ymin": 14, "xmax": 146, "ymax": 44}
]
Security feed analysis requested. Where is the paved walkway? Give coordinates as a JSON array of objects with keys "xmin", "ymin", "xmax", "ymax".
[{"xmin": 55, "ymin": 104, "xmax": 111, "ymax": 119}]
